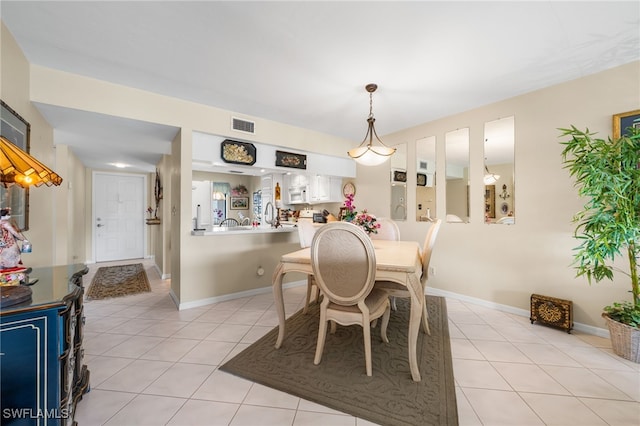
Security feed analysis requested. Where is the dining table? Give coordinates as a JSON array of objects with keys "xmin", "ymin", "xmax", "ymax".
[{"xmin": 272, "ymin": 239, "xmax": 425, "ymax": 382}]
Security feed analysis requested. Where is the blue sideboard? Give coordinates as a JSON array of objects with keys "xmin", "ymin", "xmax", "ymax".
[{"xmin": 0, "ymin": 265, "xmax": 90, "ymax": 426}]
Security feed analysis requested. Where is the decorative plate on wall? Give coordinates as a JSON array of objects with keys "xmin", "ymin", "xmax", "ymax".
[
  {"xmin": 221, "ymin": 139, "xmax": 256, "ymax": 165},
  {"xmin": 275, "ymin": 150, "xmax": 306, "ymax": 169},
  {"xmin": 392, "ymin": 170, "xmax": 407, "ymax": 183}
]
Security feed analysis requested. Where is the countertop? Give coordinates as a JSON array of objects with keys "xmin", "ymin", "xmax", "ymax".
[
  {"xmin": 0, "ymin": 264, "xmax": 89, "ymax": 315},
  {"xmin": 191, "ymin": 224, "xmax": 298, "ymax": 236}
]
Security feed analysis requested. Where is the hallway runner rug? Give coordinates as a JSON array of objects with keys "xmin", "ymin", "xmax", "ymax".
[
  {"xmin": 86, "ymin": 263, "xmax": 151, "ymax": 300},
  {"xmin": 220, "ymin": 296, "xmax": 458, "ymax": 426}
]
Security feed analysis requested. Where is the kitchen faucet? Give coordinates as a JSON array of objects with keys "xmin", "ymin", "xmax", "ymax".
[{"xmin": 264, "ymin": 201, "xmax": 281, "ymax": 228}]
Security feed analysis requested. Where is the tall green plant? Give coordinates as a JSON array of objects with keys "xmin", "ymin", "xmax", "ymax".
[{"xmin": 560, "ymin": 125, "xmax": 640, "ymax": 327}]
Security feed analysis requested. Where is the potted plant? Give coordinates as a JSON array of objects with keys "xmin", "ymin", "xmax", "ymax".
[{"xmin": 560, "ymin": 125, "xmax": 639, "ymax": 362}]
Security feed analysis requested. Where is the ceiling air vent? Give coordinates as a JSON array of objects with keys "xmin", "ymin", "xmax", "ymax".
[{"xmin": 231, "ymin": 117, "xmax": 255, "ymax": 134}]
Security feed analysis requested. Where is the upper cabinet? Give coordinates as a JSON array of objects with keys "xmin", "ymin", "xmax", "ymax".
[
  {"xmin": 283, "ymin": 173, "xmax": 343, "ymax": 205},
  {"xmin": 309, "ymin": 175, "xmax": 343, "ymax": 203}
]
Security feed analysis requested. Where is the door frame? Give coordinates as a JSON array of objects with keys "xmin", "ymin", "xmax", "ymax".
[{"xmin": 92, "ymin": 170, "xmax": 148, "ymax": 263}]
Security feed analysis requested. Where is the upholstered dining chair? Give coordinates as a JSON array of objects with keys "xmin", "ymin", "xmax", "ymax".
[
  {"xmin": 297, "ymin": 220, "xmax": 321, "ymax": 313},
  {"xmin": 368, "ymin": 217, "xmax": 401, "ymax": 310},
  {"xmin": 311, "ymin": 222, "xmax": 391, "ymax": 376},
  {"xmin": 375, "ymin": 219, "xmax": 442, "ymax": 335},
  {"xmin": 369, "ymin": 217, "xmax": 401, "ymax": 241}
]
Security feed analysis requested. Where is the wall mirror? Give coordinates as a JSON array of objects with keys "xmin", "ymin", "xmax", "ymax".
[
  {"xmin": 445, "ymin": 128, "xmax": 469, "ymax": 223},
  {"xmin": 483, "ymin": 116, "xmax": 515, "ymax": 225},
  {"xmin": 416, "ymin": 136, "xmax": 436, "ymax": 222},
  {"xmin": 390, "ymin": 143, "xmax": 407, "ymax": 221}
]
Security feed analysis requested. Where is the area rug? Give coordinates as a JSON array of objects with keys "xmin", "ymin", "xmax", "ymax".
[
  {"xmin": 86, "ymin": 263, "xmax": 151, "ymax": 300},
  {"xmin": 220, "ymin": 296, "xmax": 457, "ymax": 426}
]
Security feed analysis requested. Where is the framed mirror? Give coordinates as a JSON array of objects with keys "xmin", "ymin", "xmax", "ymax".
[
  {"xmin": 484, "ymin": 116, "xmax": 515, "ymax": 224},
  {"xmin": 0, "ymin": 100, "xmax": 30, "ymax": 231},
  {"xmin": 416, "ymin": 136, "xmax": 436, "ymax": 222},
  {"xmin": 445, "ymin": 128, "xmax": 469, "ymax": 223},
  {"xmin": 390, "ymin": 143, "xmax": 407, "ymax": 221}
]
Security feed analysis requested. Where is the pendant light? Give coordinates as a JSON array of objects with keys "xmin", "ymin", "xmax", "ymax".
[
  {"xmin": 483, "ymin": 165, "xmax": 500, "ymax": 185},
  {"xmin": 347, "ymin": 84, "xmax": 396, "ymax": 166}
]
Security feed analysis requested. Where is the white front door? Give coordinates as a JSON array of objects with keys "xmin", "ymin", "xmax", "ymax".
[{"xmin": 94, "ymin": 172, "xmax": 145, "ymax": 262}]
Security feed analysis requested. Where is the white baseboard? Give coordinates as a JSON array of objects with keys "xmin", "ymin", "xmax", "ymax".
[
  {"xmin": 173, "ymin": 280, "xmax": 306, "ymax": 311},
  {"xmin": 427, "ymin": 287, "xmax": 610, "ymax": 338}
]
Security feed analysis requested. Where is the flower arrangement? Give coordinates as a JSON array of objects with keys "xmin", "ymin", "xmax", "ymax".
[
  {"xmin": 353, "ymin": 210, "xmax": 380, "ymax": 235},
  {"xmin": 146, "ymin": 206, "xmax": 154, "ymax": 218},
  {"xmin": 341, "ymin": 195, "xmax": 379, "ymax": 234},
  {"xmin": 342, "ymin": 193, "xmax": 357, "ymax": 222}
]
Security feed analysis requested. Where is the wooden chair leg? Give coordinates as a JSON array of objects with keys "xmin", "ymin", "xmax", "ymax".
[
  {"xmin": 363, "ymin": 320, "xmax": 372, "ymax": 377},
  {"xmin": 391, "ymin": 296, "xmax": 398, "ymax": 311},
  {"xmin": 421, "ymin": 301, "xmax": 431, "ymax": 335},
  {"xmin": 303, "ymin": 276, "xmax": 314, "ymax": 314},
  {"xmin": 380, "ymin": 302, "xmax": 390, "ymax": 343},
  {"xmin": 314, "ymin": 311, "xmax": 328, "ymax": 365}
]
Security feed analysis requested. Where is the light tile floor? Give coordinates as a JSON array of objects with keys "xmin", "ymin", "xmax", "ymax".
[{"xmin": 75, "ymin": 260, "xmax": 640, "ymax": 425}]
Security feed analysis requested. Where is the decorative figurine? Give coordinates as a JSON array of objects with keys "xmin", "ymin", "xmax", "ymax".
[{"xmin": 0, "ymin": 208, "xmax": 27, "ymax": 269}]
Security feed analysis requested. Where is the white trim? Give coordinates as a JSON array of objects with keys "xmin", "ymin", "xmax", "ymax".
[
  {"xmin": 427, "ymin": 287, "xmax": 610, "ymax": 338},
  {"xmin": 171, "ymin": 280, "xmax": 306, "ymax": 311}
]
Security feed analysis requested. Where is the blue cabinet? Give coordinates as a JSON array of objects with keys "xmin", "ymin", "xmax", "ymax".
[{"xmin": 0, "ymin": 265, "xmax": 89, "ymax": 426}]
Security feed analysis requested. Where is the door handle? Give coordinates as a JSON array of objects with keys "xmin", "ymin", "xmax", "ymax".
[{"xmin": 97, "ymin": 224, "xmax": 104, "ymax": 227}]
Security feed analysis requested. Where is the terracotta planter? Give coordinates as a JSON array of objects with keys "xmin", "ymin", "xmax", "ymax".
[{"xmin": 602, "ymin": 313, "xmax": 640, "ymax": 363}]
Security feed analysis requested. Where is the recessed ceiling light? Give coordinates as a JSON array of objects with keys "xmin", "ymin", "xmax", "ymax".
[{"xmin": 110, "ymin": 162, "xmax": 128, "ymax": 168}]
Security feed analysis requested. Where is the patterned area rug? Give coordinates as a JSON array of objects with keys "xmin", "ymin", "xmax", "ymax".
[
  {"xmin": 86, "ymin": 263, "xmax": 151, "ymax": 300},
  {"xmin": 220, "ymin": 296, "xmax": 458, "ymax": 426}
]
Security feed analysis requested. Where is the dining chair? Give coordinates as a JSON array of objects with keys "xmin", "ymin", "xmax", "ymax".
[
  {"xmin": 369, "ymin": 217, "xmax": 400, "ymax": 241},
  {"xmin": 219, "ymin": 218, "xmax": 239, "ymax": 227},
  {"xmin": 375, "ymin": 219, "xmax": 442, "ymax": 335},
  {"xmin": 297, "ymin": 220, "xmax": 321, "ymax": 313},
  {"xmin": 368, "ymin": 217, "xmax": 401, "ymax": 310},
  {"xmin": 311, "ymin": 222, "xmax": 390, "ymax": 376}
]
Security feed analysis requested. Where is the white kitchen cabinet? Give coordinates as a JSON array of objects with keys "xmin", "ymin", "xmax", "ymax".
[{"xmin": 308, "ymin": 176, "xmax": 343, "ymax": 203}]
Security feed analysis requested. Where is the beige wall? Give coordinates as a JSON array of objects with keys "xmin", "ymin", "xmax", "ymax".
[
  {"xmin": 1, "ymin": 23, "xmax": 82, "ymax": 267},
  {"xmin": 355, "ymin": 61, "xmax": 640, "ymax": 331},
  {"xmin": 5, "ymin": 19, "xmax": 639, "ymax": 329}
]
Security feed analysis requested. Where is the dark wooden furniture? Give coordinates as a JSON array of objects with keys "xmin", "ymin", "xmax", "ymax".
[
  {"xmin": 530, "ymin": 293, "xmax": 573, "ymax": 333},
  {"xmin": 0, "ymin": 264, "xmax": 90, "ymax": 425}
]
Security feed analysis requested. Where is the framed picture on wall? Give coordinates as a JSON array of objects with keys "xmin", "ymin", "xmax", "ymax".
[
  {"xmin": 0, "ymin": 100, "xmax": 30, "ymax": 231},
  {"xmin": 484, "ymin": 185, "xmax": 496, "ymax": 219},
  {"xmin": 230, "ymin": 196, "xmax": 249, "ymax": 210},
  {"xmin": 613, "ymin": 109, "xmax": 640, "ymax": 139},
  {"xmin": 417, "ymin": 173, "xmax": 427, "ymax": 186}
]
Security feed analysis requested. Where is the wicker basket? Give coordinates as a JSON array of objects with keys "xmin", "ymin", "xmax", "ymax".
[{"xmin": 602, "ymin": 314, "xmax": 640, "ymax": 363}]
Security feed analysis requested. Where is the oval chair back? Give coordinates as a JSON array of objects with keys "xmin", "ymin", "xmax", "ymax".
[
  {"xmin": 421, "ymin": 219, "xmax": 442, "ymax": 285},
  {"xmin": 310, "ymin": 221, "xmax": 390, "ymax": 376},
  {"xmin": 369, "ymin": 217, "xmax": 400, "ymax": 241},
  {"xmin": 311, "ymin": 222, "xmax": 377, "ymax": 306},
  {"xmin": 297, "ymin": 220, "xmax": 319, "ymax": 248}
]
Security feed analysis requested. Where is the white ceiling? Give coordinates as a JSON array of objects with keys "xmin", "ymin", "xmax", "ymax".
[{"xmin": 2, "ymin": 1, "xmax": 638, "ymax": 173}]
